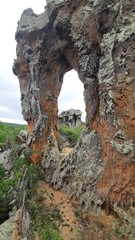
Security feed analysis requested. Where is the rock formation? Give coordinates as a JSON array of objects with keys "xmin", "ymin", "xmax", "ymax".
[
  {"xmin": 0, "ymin": 209, "xmax": 30, "ymax": 240},
  {"xmin": 58, "ymin": 109, "xmax": 82, "ymax": 127},
  {"xmin": 13, "ymin": 0, "xmax": 135, "ymax": 227}
]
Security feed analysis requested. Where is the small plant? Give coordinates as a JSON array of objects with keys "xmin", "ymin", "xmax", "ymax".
[{"xmin": 40, "ymin": 228, "xmax": 62, "ymax": 240}]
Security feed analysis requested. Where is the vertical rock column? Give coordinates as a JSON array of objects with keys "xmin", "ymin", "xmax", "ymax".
[
  {"xmin": 13, "ymin": 9, "xmax": 71, "ymax": 169},
  {"xmin": 96, "ymin": 0, "xmax": 135, "ymax": 209}
]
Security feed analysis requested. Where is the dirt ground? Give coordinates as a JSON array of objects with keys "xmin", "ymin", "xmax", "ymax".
[
  {"xmin": 35, "ymin": 148, "xmax": 118, "ymax": 240},
  {"xmin": 36, "ymin": 184, "xmax": 117, "ymax": 240}
]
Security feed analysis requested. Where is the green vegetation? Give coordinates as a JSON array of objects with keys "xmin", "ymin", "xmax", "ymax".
[
  {"xmin": 40, "ymin": 228, "xmax": 62, "ymax": 240},
  {"xmin": 0, "ymin": 122, "xmax": 26, "ymax": 149},
  {"xmin": 0, "ymin": 122, "xmax": 82, "ymax": 239},
  {"xmin": 30, "ymin": 194, "xmax": 63, "ymax": 240},
  {"xmin": 59, "ymin": 125, "xmax": 84, "ymax": 147},
  {"xmin": 0, "ymin": 154, "xmax": 40, "ymax": 224},
  {"xmin": 0, "ymin": 122, "xmax": 28, "ymax": 223},
  {"xmin": 0, "ymin": 164, "xmax": 21, "ymax": 223},
  {"xmin": 0, "ymin": 121, "xmax": 63, "ymax": 239}
]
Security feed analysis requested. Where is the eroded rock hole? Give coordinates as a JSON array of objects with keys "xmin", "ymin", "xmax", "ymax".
[
  {"xmin": 91, "ymin": 200, "xmax": 95, "ymax": 207},
  {"xmin": 82, "ymin": 200, "xmax": 86, "ymax": 207},
  {"xmin": 58, "ymin": 70, "xmax": 85, "ymax": 154},
  {"xmin": 0, "ymin": 206, "xmax": 12, "ymax": 224}
]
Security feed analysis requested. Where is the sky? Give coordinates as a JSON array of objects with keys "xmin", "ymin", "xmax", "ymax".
[{"xmin": 0, "ymin": 1, "xmax": 85, "ymax": 124}]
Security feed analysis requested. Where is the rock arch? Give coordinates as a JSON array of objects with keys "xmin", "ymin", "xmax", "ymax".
[{"xmin": 13, "ymin": 0, "xmax": 135, "ymax": 214}]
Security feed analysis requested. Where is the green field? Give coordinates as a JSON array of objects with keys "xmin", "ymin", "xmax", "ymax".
[{"xmin": 0, "ymin": 122, "xmax": 27, "ymax": 149}]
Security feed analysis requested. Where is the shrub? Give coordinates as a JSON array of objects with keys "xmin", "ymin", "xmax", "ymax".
[
  {"xmin": 59, "ymin": 125, "xmax": 83, "ymax": 147},
  {"xmin": 0, "ymin": 154, "xmax": 39, "ymax": 224},
  {"xmin": 0, "ymin": 164, "xmax": 21, "ymax": 223},
  {"xmin": 40, "ymin": 228, "xmax": 62, "ymax": 240}
]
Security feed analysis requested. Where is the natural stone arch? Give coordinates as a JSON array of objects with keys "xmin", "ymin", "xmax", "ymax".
[
  {"xmin": 13, "ymin": 0, "xmax": 135, "ymax": 215},
  {"xmin": 13, "ymin": 5, "xmax": 100, "ymax": 163}
]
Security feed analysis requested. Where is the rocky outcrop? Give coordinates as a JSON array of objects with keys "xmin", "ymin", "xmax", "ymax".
[
  {"xmin": 18, "ymin": 130, "xmax": 28, "ymax": 143},
  {"xmin": 13, "ymin": 0, "xmax": 135, "ymax": 225},
  {"xmin": 58, "ymin": 109, "xmax": 82, "ymax": 128},
  {"xmin": 0, "ymin": 150, "xmax": 11, "ymax": 176},
  {"xmin": 0, "ymin": 208, "xmax": 30, "ymax": 240}
]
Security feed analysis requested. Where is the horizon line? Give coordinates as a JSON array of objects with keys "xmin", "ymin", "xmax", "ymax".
[{"xmin": 0, "ymin": 117, "xmax": 27, "ymax": 125}]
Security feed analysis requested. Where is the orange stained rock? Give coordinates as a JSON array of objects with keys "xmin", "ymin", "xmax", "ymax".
[
  {"xmin": 27, "ymin": 120, "xmax": 34, "ymax": 133},
  {"xmin": 14, "ymin": 0, "xmax": 135, "ymax": 223},
  {"xmin": 31, "ymin": 143, "xmax": 45, "ymax": 164}
]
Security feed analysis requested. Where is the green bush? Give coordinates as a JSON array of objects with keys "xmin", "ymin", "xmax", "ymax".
[
  {"xmin": 0, "ymin": 154, "xmax": 39, "ymax": 224},
  {"xmin": 12, "ymin": 155, "xmax": 40, "ymax": 201},
  {"xmin": 40, "ymin": 228, "xmax": 62, "ymax": 240},
  {"xmin": 59, "ymin": 125, "xmax": 83, "ymax": 147},
  {"xmin": 0, "ymin": 164, "xmax": 21, "ymax": 223}
]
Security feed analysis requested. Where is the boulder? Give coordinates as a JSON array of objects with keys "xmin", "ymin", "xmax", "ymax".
[
  {"xmin": 0, "ymin": 150, "xmax": 11, "ymax": 173},
  {"xmin": 58, "ymin": 109, "xmax": 82, "ymax": 127},
  {"xmin": 18, "ymin": 130, "xmax": 28, "ymax": 143}
]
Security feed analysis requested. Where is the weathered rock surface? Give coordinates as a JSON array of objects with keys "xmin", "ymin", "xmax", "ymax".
[
  {"xmin": 0, "ymin": 150, "xmax": 12, "ymax": 173},
  {"xmin": 0, "ymin": 208, "xmax": 29, "ymax": 240},
  {"xmin": 18, "ymin": 130, "xmax": 28, "ymax": 142},
  {"xmin": 13, "ymin": 0, "xmax": 135, "ymax": 229},
  {"xmin": 58, "ymin": 109, "xmax": 82, "ymax": 127},
  {"xmin": 57, "ymin": 130, "xmax": 71, "ymax": 151}
]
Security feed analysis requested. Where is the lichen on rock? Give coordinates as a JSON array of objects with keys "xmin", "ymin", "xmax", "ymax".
[{"xmin": 13, "ymin": 0, "xmax": 135, "ymax": 230}]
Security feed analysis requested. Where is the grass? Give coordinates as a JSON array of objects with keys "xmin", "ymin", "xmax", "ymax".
[
  {"xmin": 0, "ymin": 122, "xmax": 27, "ymax": 149},
  {"xmin": 59, "ymin": 125, "xmax": 84, "ymax": 147}
]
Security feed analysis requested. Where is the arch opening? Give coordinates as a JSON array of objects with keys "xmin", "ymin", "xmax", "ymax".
[
  {"xmin": 58, "ymin": 69, "xmax": 86, "ymax": 122},
  {"xmin": 57, "ymin": 69, "xmax": 86, "ymax": 153}
]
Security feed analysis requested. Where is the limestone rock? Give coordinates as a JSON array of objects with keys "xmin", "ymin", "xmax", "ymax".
[
  {"xmin": 57, "ymin": 130, "xmax": 71, "ymax": 151},
  {"xmin": 58, "ymin": 109, "xmax": 82, "ymax": 127},
  {"xmin": 0, "ymin": 150, "xmax": 11, "ymax": 173},
  {"xmin": 53, "ymin": 129, "xmax": 103, "ymax": 213},
  {"xmin": 13, "ymin": 0, "xmax": 135, "ymax": 220},
  {"xmin": 0, "ymin": 209, "xmax": 30, "ymax": 240},
  {"xmin": 18, "ymin": 130, "xmax": 28, "ymax": 142}
]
